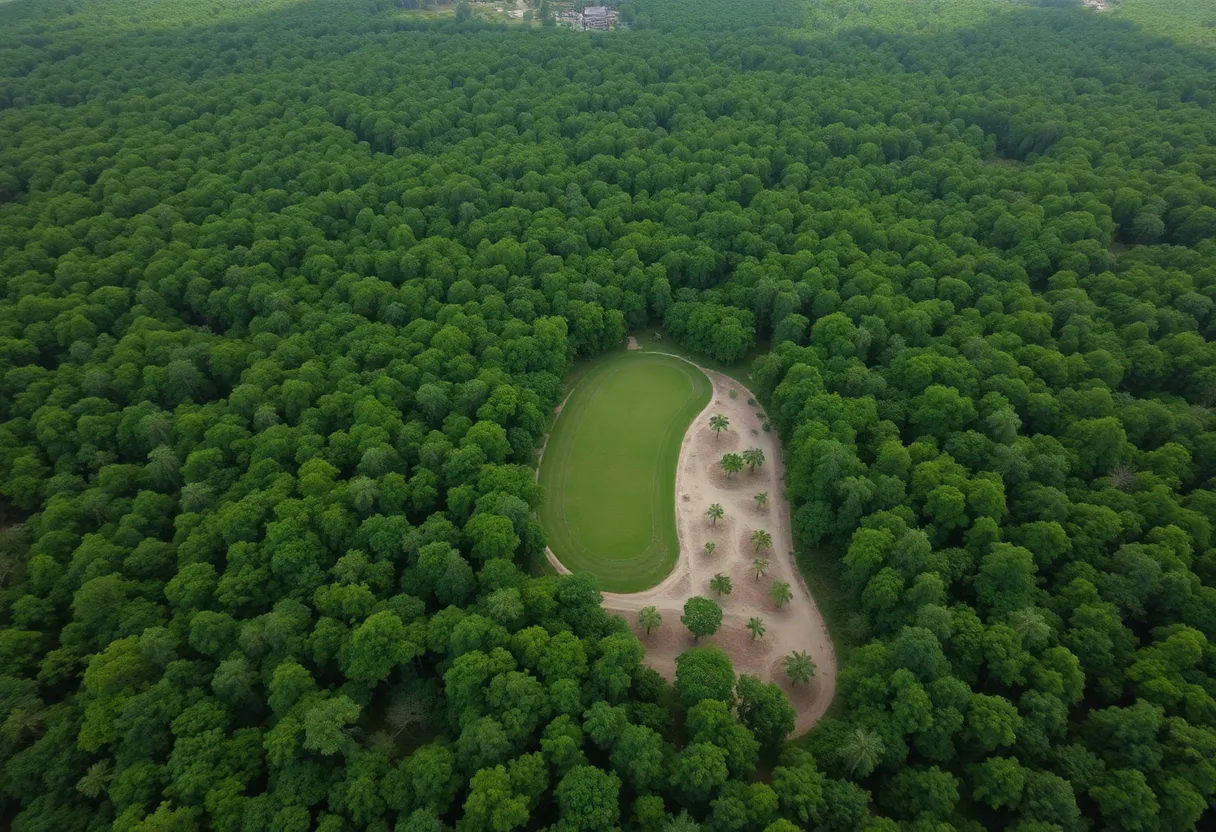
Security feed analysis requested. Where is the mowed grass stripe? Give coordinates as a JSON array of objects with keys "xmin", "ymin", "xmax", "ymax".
[{"xmin": 539, "ymin": 353, "xmax": 711, "ymax": 592}]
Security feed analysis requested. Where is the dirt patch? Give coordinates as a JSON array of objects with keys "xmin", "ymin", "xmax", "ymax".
[
  {"xmin": 699, "ymin": 424, "xmax": 741, "ymax": 450},
  {"xmin": 707, "ymin": 461, "xmax": 749, "ymax": 490},
  {"xmin": 626, "ymin": 335, "xmax": 641, "ymax": 350}
]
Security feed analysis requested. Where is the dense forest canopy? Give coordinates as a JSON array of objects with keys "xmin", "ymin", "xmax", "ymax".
[{"xmin": 3, "ymin": 0, "xmax": 1216, "ymax": 829}]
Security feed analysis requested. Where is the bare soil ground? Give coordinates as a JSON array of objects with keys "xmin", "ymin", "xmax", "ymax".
[{"xmin": 546, "ymin": 361, "xmax": 838, "ymax": 734}]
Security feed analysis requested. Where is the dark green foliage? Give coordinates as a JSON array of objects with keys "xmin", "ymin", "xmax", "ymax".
[{"xmin": 3, "ymin": 0, "xmax": 1216, "ymax": 829}]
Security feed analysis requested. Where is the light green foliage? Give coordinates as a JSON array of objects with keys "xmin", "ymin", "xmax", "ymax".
[{"xmin": 538, "ymin": 354, "xmax": 711, "ymax": 591}]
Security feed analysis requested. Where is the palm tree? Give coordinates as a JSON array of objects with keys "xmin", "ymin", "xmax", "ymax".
[
  {"xmin": 146, "ymin": 445, "xmax": 181, "ymax": 490},
  {"xmin": 704, "ymin": 541, "xmax": 717, "ymax": 557},
  {"xmin": 742, "ymin": 447, "xmax": 765, "ymax": 472},
  {"xmin": 751, "ymin": 529, "xmax": 772, "ymax": 552},
  {"xmin": 663, "ymin": 810, "xmax": 702, "ymax": 832},
  {"xmin": 709, "ymin": 573, "xmax": 733, "ymax": 597},
  {"xmin": 638, "ymin": 606, "xmax": 662, "ymax": 635},
  {"xmin": 839, "ymin": 727, "xmax": 885, "ymax": 777},
  {"xmin": 720, "ymin": 453, "xmax": 743, "ymax": 477},
  {"xmin": 752, "ymin": 558, "xmax": 770, "ymax": 580},
  {"xmin": 709, "ymin": 414, "xmax": 729, "ymax": 439},
  {"xmin": 784, "ymin": 650, "xmax": 816, "ymax": 685},
  {"xmin": 75, "ymin": 761, "xmax": 113, "ymax": 799},
  {"xmin": 754, "ymin": 491, "xmax": 768, "ymax": 510},
  {"xmin": 706, "ymin": 503, "xmax": 724, "ymax": 525},
  {"xmin": 746, "ymin": 617, "xmax": 766, "ymax": 640},
  {"xmin": 770, "ymin": 580, "xmax": 793, "ymax": 608}
]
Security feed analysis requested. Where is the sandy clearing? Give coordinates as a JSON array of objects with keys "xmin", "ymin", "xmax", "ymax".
[
  {"xmin": 626, "ymin": 335, "xmax": 641, "ymax": 350},
  {"xmin": 544, "ymin": 357, "xmax": 838, "ymax": 735}
]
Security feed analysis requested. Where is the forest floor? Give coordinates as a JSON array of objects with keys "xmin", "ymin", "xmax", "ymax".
[{"xmin": 545, "ymin": 361, "xmax": 838, "ymax": 734}]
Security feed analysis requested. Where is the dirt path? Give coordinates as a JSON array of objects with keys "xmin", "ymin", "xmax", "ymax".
[{"xmin": 544, "ymin": 358, "xmax": 837, "ymax": 734}]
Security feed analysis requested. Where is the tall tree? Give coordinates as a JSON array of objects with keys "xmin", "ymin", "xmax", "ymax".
[{"xmin": 638, "ymin": 606, "xmax": 662, "ymax": 636}]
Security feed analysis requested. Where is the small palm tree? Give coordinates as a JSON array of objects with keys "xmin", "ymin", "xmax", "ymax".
[
  {"xmin": 840, "ymin": 726, "xmax": 885, "ymax": 777},
  {"xmin": 709, "ymin": 414, "xmax": 730, "ymax": 439},
  {"xmin": 709, "ymin": 573, "xmax": 733, "ymax": 597},
  {"xmin": 742, "ymin": 447, "xmax": 765, "ymax": 472},
  {"xmin": 704, "ymin": 541, "xmax": 717, "ymax": 557},
  {"xmin": 75, "ymin": 761, "xmax": 113, "ymax": 799},
  {"xmin": 706, "ymin": 503, "xmax": 724, "ymax": 525},
  {"xmin": 752, "ymin": 558, "xmax": 770, "ymax": 580},
  {"xmin": 784, "ymin": 650, "xmax": 816, "ymax": 685},
  {"xmin": 638, "ymin": 606, "xmax": 662, "ymax": 635},
  {"xmin": 664, "ymin": 810, "xmax": 701, "ymax": 832},
  {"xmin": 770, "ymin": 580, "xmax": 793, "ymax": 608},
  {"xmin": 751, "ymin": 529, "xmax": 772, "ymax": 552},
  {"xmin": 754, "ymin": 491, "xmax": 768, "ymax": 510},
  {"xmin": 720, "ymin": 453, "xmax": 743, "ymax": 477},
  {"xmin": 747, "ymin": 617, "xmax": 766, "ymax": 640}
]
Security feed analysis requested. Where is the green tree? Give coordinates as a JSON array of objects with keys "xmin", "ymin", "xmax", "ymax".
[
  {"xmin": 742, "ymin": 447, "xmax": 765, "ymax": 472},
  {"xmin": 751, "ymin": 558, "xmax": 770, "ymax": 580},
  {"xmin": 769, "ymin": 581, "xmax": 793, "ymax": 608},
  {"xmin": 709, "ymin": 573, "xmax": 733, "ymax": 597},
  {"xmin": 721, "ymin": 453, "xmax": 744, "ymax": 478},
  {"xmin": 784, "ymin": 651, "xmax": 815, "ymax": 685},
  {"xmin": 682, "ymin": 596, "xmax": 723, "ymax": 640},
  {"xmin": 754, "ymin": 491, "xmax": 768, "ymax": 509},
  {"xmin": 671, "ymin": 742, "xmax": 729, "ymax": 805},
  {"xmin": 747, "ymin": 617, "xmax": 766, "ymax": 640},
  {"xmin": 709, "ymin": 414, "xmax": 730, "ymax": 438},
  {"xmin": 839, "ymin": 727, "xmax": 885, "ymax": 777},
  {"xmin": 675, "ymin": 646, "xmax": 736, "ymax": 709},
  {"xmin": 704, "ymin": 541, "xmax": 717, "ymax": 557},
  {"xmin": 303, "ymin": 697, "xmax": 361, "ymax": 756},
  {"xmin": 555, "ymin": 766, "xmax": 620, "ymax": 831},
  {"xmin": 638, "ymin": 606, "xmax": 662, "ymax": 635},
  {"xmin": 706, "ymin": 504, "xmax": 724, "ymax": 525},
  {"xmin": 751, "ymin": 529, "xmax": 772, "ymax": 551}
]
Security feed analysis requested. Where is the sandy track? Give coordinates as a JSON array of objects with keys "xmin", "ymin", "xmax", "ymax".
[{"xmin": 544, "ymin": 357, "xmax": 837, "ymax": 735}]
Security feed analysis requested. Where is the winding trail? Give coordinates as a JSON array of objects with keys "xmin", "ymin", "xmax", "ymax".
[{"xmin": 544, "ymin": 355, "xmax": 837, "ymax": 734}]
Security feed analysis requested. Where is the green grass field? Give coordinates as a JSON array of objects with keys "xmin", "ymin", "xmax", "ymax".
[{"xmin": 538, "ymin": 352, "xmax": 711, "ymax": 592}]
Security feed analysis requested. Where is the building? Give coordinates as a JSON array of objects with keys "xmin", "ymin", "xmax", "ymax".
[{"xmin": 583, "ymin": 5, "xmax": 615, "ymax": 29}]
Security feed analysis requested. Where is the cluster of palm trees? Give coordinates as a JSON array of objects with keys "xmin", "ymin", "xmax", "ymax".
[
  {"xmin": 635, "ymin": 601, "xmax": 815, "ymax": 687},
  {"xmin": 719, "ymin": 447, "xmax": 764, "ymax": 478},
  {"xmin": 663, "ymin": 412, "xmax": 813, "ymax": 687},
  {"xmin": 709, "ymin": 414, "xmax": 766, "ymax": 479}
]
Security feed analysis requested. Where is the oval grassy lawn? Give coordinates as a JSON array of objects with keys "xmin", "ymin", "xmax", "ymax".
[{"xmin": 539, "ymin": 352, "xmax": 711, "ymax": 592}]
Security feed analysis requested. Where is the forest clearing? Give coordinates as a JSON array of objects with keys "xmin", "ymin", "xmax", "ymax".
[
  {"xmin": 537, "ymin": 352, "xmax": 709, "ymax": 591},
  {"xmin": 544, "ymin": 355, "xmax": 839, "ymax": 731}
]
